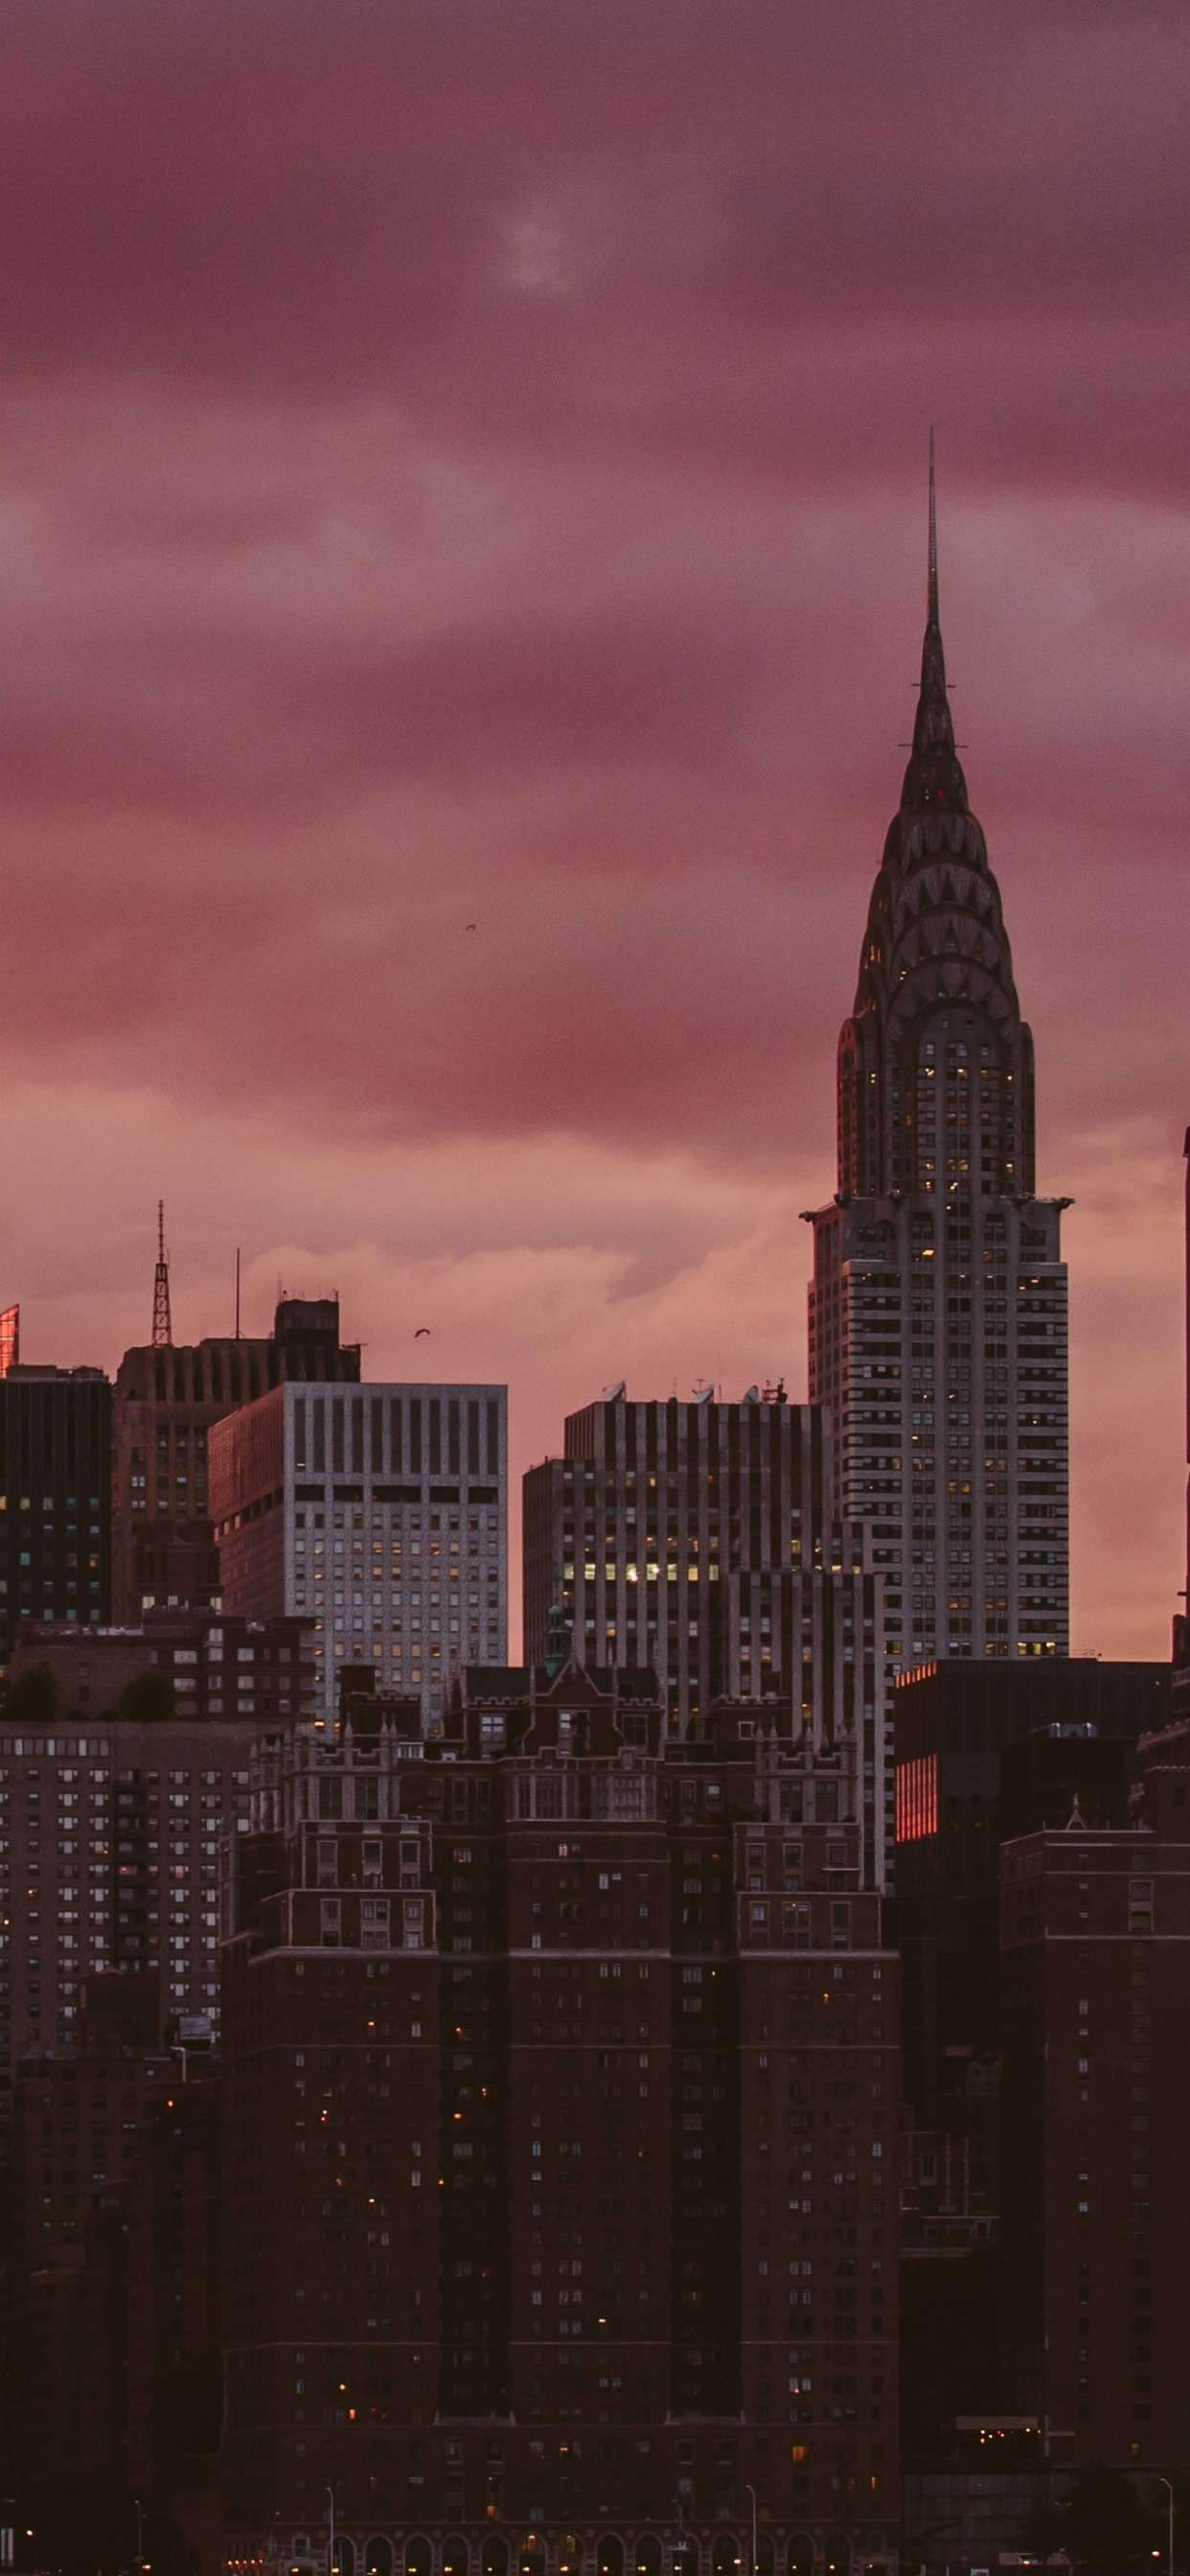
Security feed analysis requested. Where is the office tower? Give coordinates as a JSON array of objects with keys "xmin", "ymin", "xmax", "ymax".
[
  {"xmin": 0, "ymin": 1305, "xmax": 18, "ymax": 1377},
  {"xmin": 522, "ymin": 1391, "xmax": 894, "ymax": 1883},
  {"xmin": 210, "ymin": 1380, "xmax": 508, "ymax": 1723},
  {"xmin": 807, "ymin": 462, "xmax": 1069, "ymax": 1668},
  {"xmin": 0, "ymin": 1611, "xmax": 312, "ymax": 2124},
  {"xmin": 0, "ymin": 1364, "xmax": 112, "ymax": 1664},
  {"xmin": 111, "ymin": 1294, "xmax": 360, "ymax": 1622},
  {"xmin": 893, "ymin": 1658, "xmax": 1171, "ymax": 2127},
  {"xmin": 999, "ymin": 1717, "xmax": 1190, "ymax": 2466},
  {"xmin": 220, "ymin": 1671, "xmax": 900, "ymax": 2573}
]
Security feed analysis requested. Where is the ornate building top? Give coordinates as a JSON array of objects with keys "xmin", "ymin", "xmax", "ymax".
[{"xmin": 838, "ymin": 450, "xmax": 1034, "ymax": 1203}]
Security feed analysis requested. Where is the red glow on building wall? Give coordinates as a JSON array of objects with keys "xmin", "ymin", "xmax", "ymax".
[
  {"xmin": 0, "ymin": 1305, "xmax": 18, "ymax": 1377},
  {"xmin": 896, "ymin": 1752, "xmax": 939, "ymax": 1843}
]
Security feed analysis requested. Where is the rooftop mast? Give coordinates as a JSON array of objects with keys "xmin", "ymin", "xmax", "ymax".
[{"xmin": 151, "ymin": 1200, "xmax": 172, "ymax": 1349}]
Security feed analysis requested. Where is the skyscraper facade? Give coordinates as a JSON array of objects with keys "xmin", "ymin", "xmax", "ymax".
[
  {"xmin": 522, "ymin": 1392, "xmax": 893, "ymax": 1882},
  {"xmin": 807, "ymin": 470, "xmax": 1069, "ymax": 1668},
  {"xmin": 210, "ymin": 1380, "xmax": 508, "ymax": 1721}
]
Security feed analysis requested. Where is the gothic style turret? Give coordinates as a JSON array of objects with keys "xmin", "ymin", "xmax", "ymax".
[{"xmin": 807, "ymin": 455, "xmax": 1068, "ymax": 1708}]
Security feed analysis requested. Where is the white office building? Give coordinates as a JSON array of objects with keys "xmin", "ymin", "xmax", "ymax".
[{"xmin": 210, "ymin": 1381, "xmax": 508, "ymax": 1721}]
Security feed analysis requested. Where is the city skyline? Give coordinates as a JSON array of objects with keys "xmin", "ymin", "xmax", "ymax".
[
  {"xmin": 4, "ymin": 9, "xmax": 1190, "ymax": 2564},
  {"xmin": 0, "ymin": 3, "xmax": 1186, "ymax": 1674}
]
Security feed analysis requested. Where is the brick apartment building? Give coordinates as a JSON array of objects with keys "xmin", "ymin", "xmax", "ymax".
[
  {"xmin": 999, "ymin": 1718, "xmax": 1190, "ymax": 2469},
  {"xmin": 0, "ymin": 1611, "xmax": 314, "ymax": 2112},
  {"xmin": 220, "ymin": 1664, "xmax": 899, "ymax": 2574}
]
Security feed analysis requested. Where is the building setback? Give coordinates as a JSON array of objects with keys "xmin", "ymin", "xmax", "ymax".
[
  {"xmin": 112, "ymin": 1298, "xmax": 360, "ymax": 1622},
  {"xmin": 999, "ymin": 1719, "xmax": 1190, "ymax": 2468},
  {"xmin": 220, "ymin": 1668, "xmax": 899, "ymax": 2573},
  {"xmin": 210, "ymin": 1380, "xmax": 508, "ymax": 1723},
  {"xmin": 522, "ymin": 1392, "xmax": 894, "ymax": 1883},
  {"xmin": 806, "ymin": 464, "xmax": 1069, "ymax": 1669}
]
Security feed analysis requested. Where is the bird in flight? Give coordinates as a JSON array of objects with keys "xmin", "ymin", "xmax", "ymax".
[
  {"xmin": 414, "ymin": 1326, "xmax": 431, "ymax": 1338},
  {"xmin": 466, "ymin": 922, "xmax": 476, "ymax": 932}
]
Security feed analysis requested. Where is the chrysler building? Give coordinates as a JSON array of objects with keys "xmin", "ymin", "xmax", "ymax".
[{"xmin": 807, "ymin": 459, "xmax": 1069, "ymax": 1669}]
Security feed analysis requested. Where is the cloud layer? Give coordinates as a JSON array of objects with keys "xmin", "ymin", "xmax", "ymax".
[{"xmin": 0, "ymin": 0, "xmax": 1187, "ymax": 1654}]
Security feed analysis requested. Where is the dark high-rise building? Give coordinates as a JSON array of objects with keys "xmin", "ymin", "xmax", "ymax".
[
  {"xmin": 220, "ymin": 1669, "xmax": 900, "ymax": 2572},
  {"xmin": 522, "ymin": 1391, "xmax": 894, "ymax": 1883},
  {"xmin": 807, "ymin": 459, "xmax": 1069, "ymax": 1668},
  {"xmin": 0, "ymin": 1364, "xmax": 112, "ymax": 1664},
  {"xmin": 111, "ymin": 1296, "xmax": 360, "ymax": 1623},
  {"xmin": 997, "ymin": 1725, "xmax": 1136, "ymax": 1843},
  {"xmin": 999, "ymin": 1718, "xmax": 1190, "ymax": 2468},
  {"xmin": 893, "ymin": 1658, "xmax": 1171, "ymax": 2125}
]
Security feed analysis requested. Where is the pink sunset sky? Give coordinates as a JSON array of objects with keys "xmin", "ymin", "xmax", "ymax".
[{"xmin": 1, "ymin": 0, "xmax": 1188, "ymax": 1656}]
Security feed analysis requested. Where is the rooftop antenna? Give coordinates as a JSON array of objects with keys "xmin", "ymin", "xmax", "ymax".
[
  {"xmin": 927, "ymin": 426, "xmax": 939, "ymax": 628},
  {"xmin": 151, "ymin": 1201, "xmax": 172, "ymax": 1349},
  {"xmin": 235, "ymin": 1247, "xmax": 241, "ymax": 1340}
]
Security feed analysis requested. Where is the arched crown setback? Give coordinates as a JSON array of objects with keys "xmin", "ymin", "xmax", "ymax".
[{"xmin": 837, "ymin": 448, "xmax": 1035, "ymax": 1206}]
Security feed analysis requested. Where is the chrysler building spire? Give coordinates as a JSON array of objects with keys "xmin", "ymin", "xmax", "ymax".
[
  {"xmin": 927, "ymin": 428, "xmax": 938, "ymax": 626},
  {"xmin": 901, "ymin": 440, "xmax": 968, "ymax": 817},
  {"xmin": 806, "ymin": 451, "xmax": 1069, "ymax": 1698}
]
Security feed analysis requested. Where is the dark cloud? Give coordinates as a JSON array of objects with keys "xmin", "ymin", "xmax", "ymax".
[{"xmin": 0, "ymin": 0, "xmax": 1185, "ymax": 466}]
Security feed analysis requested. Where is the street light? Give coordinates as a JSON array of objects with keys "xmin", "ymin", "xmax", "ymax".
[
  {"xmin": 1160, "ymin": 2479, "xmax": 1175, "ymax": 2576},
  {"xmin": 134, "ymin": 2499, "xmax": 145, "ymax": 2575},
  {"xmin": 327, "ymin": 2486, "xmax": 336, "ymax": 2576},
  {"xmin": 744, "ymin": 2486, "xmax": 758, "ymax": 2576}
]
